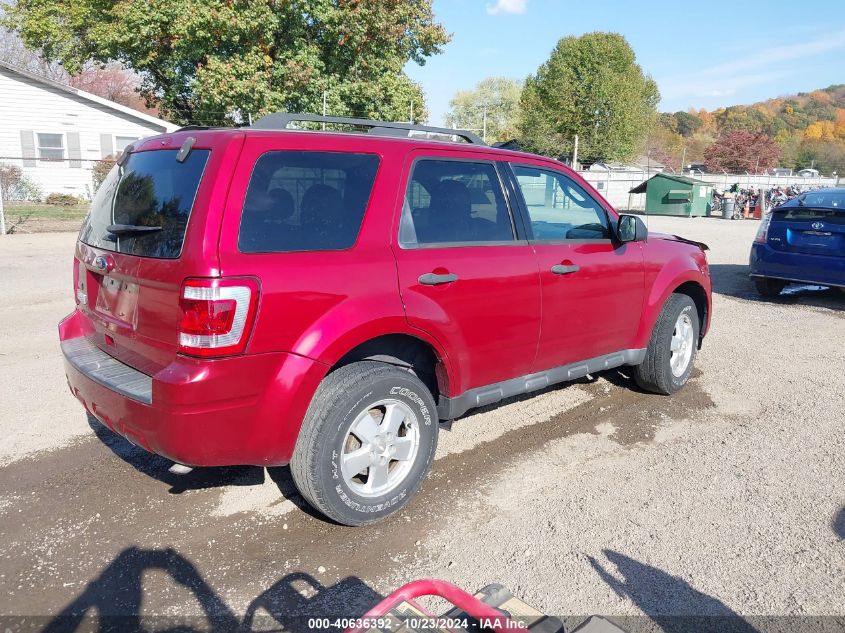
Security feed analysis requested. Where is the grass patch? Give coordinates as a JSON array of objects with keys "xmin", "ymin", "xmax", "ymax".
[{"xmin": 3, "ymin": 201, "xmax": 88, "ymax": 221}]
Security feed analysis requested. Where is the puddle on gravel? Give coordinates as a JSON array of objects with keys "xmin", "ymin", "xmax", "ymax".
[{"xmin": 0, "ymin": 370, "xmax": 716, "ymax": 616}]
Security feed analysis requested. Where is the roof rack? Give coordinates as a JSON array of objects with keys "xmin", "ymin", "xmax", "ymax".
[{"xmin": 250, "ymin": 112, "xmax": 485, "ymax": 146}]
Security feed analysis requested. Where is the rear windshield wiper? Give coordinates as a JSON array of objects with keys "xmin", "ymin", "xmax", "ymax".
[{"xmin": 106, "ymin": 224, "xmax": 163, "ymax": 236}]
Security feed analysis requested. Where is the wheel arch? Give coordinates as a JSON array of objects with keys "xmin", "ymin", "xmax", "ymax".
[
  {"xmin": 327, "ymin": 332, "xmax": 452, "ymax": 405},
  {"xmin": 673, "ymin": 280, "xmax": 709, "ymax": 346},
  {"xmin": 635, "ymin": 264, "xmax": 711, "ymax": 350}
]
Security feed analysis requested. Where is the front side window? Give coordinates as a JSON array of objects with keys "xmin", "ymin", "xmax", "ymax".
[
  {"xmin": 400, "ymin": 159, "xmax": 514, "ymax": 246},
  {"xmin": 512, "ymin": 165, "xmax": 610, "ymax": 240},
  {"xmin": 37, "ymin": 133, "xmax": 64, "ymax": 162},
  {"xmin": 238, "ymin": 151, "xmax": 380, "ymax": 253}
]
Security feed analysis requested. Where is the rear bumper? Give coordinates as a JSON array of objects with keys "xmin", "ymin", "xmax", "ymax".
[
  {"xmin": 59, "ymin": 310, "xmax": 328, "ymax": 467},
  {"xmin": 749, "ymin": 243, "xmax": 845, "ymax": 288}
]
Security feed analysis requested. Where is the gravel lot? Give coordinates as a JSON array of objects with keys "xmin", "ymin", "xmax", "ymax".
[{"xmin": 1, "ymin": 217, "xmax": 843, "ymax": 631}]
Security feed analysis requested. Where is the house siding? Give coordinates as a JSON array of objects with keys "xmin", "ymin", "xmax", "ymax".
[{"xmin": 0, "ymin": 65, "xmax": 172, "ymax": 198}]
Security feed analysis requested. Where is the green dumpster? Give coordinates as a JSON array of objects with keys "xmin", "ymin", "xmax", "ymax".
[{"xmin": 629, "ymin": 173, "xmax": 714, "ymax": 216}]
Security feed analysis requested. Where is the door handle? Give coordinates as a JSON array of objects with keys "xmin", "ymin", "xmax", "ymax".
[
  {"xmin": 418, "ymin": 272, "xmax": 458, "ymax": 286},
  {"xmin": 551, "ymin": 264, "xmax": 580, "ymax": 275}
]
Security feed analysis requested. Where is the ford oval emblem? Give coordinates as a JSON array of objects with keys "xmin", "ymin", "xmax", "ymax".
[
  {"xmin": 811, "ymin": 221, "xmax": 824, "ymax": 230},
  {"xmin": 93, "ymin": 255, "xmax": 111, "ymax": 272}
]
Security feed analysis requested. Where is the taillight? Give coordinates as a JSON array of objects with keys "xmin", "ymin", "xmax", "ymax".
[
  {"xmin": 178, "ymin": 277, "xmax": 260, "ymax": 357},
  {"xmin": 754, "ymin": 213, "xmax": 772, "ymax": 244}
]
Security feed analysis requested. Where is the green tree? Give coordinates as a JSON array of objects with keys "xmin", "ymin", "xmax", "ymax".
[
  {"xmin": 517, "ymin": 32, "xmax": 659, "ymax": 162},
  {"xmin": 673, "ymin": 111, "xmax": 702, "ymax": 137},
  {"xmin": 444, "ymin": 77, "xmax": 523, "ymax": 143},
  {"xmin": 3, "ymin": 0, "xmax": 450, "ymax": 125}
]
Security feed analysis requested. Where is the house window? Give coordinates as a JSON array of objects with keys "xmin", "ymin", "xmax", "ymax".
[
  {"xmin": 115, "ymin": 136, "xmax": 140, "ymax": 153},
  {"xmin": 37, "ymin": 133, "xmax": 64, "ymax": 162}
]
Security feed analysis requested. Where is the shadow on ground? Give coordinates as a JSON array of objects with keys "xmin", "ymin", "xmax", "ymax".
[
  {"xmin": 708, "ymin": 263, "xmax": 845, "ymax": 310},
  {"xmin": 87, "ymin": 414, "xmax": 265, "ymax": 494},
  {"xmin": 833, "ymin": 506, "xmax": 845, "ymax": 540},
  {"xmin": 43, "ymin": 547, "xmax": 382, "ymax": 633},
  {"xmin": 86, "ymin": 414, "xmax": 317, "ymax": 517},
  {"xmin": 589, "ymin": 550, "xmax": 758, "ymax": 633}
]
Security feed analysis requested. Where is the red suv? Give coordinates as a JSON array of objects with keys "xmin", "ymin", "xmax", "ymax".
[{"xmin": 59, "ymin": 114, "xmax": 711, "ymax": 525}]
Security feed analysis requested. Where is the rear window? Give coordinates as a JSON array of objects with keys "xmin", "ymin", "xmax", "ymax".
[
  {"xmin": 773, "ymin": 202, "xmax": 845, "ymax": 225},
  {"xmin": 238, "ymin": 151, "xmax": 380, "ymax": 253},
  {"xmin": 79, "ymin": 149, "xmax": 209, "ymax": 258}
]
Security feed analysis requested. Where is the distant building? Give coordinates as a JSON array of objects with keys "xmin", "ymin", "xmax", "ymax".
[{"xmin": 0, "ymin": 60, "xmax": 177, "ymax": 198}]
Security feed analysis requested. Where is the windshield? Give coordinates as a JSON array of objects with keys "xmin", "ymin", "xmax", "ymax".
[{"xmin": 79, "ymin": 149, "xmax": 210, "ymax": 258}]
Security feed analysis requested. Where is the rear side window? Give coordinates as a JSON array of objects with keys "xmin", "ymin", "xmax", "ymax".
[
  {"xmin": 238, "ymin": 151, "xmax": 380, "ymax": 253},
  {"xmin": 79, "ymin": 149, "xmax": 210, "ymax": 259},
  {"xmin": 399, "ymin": 159, "xmax": 514, "ymax": 246}
]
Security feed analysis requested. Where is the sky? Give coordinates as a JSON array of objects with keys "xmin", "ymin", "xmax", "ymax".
[{"xmin": 405, "ymin": 0, "xmax": 845, "ymax": 126}]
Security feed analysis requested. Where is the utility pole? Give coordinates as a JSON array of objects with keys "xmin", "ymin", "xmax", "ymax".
[
  {"xmin": 572, "ymin": 134, "xmax": 579, "ymax": 170},
  {"xmin": 410, "ymin": 99, "xmax": 414, "ymax": 124},
  {"xmin": 680, "ymin": 146, "xmax": 686, "ymax": 174},
  {"xmin": 482, "ymin": 103, "xmax": 488, "ymax": 144},
  {"xmin": 0, "ymin": 184, "xmax": 5, "ymax": 236},
  {"xmin": 322, "ymin": 91, "xmax": 327, "ymax": 130}
]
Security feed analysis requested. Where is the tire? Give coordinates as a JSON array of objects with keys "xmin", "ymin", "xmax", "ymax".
[
  {"xmin": 633, "ymin": 294, "xmax": 699, "ymax": 395},
  {"xmin": 754, "ymin": 277, "xmax": 786, "ymax": 298},
  {"xmin": 290, "ymin": 361, "xmax": 439, "ymax": 526}
]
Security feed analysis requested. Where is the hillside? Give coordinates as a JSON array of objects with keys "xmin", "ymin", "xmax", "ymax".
[{"xmin": 650, "ymin": 84, "xmax": 845, "ymax": 174}]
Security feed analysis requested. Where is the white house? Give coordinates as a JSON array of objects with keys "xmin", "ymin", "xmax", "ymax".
[{"xmin": 0, "ymin": 60, "xmax": 177, "ymax": 199}]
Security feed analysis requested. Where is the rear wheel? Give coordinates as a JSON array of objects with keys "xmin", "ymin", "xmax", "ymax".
[
  {"xmin": 633, "ymin": 294, "xmax": 699, "ymax": 395},
  {"xmin": 754, "ymin": 277, "xmax": 786, "ymax": 298},
  {"xmin": 290, "ymin": 361, "xmax": 439, "ymax": 526}
]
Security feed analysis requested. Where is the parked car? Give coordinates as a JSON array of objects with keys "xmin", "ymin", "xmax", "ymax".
[
  {"xmin": 750, "ymin": 188, "xmax": 845, "ymax": 296},
  {"xmin": 58, "ymin": 114, "xmax": 712, "ymax": 525}
]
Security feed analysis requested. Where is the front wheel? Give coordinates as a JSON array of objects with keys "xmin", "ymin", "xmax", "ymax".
[
  {"xmin": 633, "ymin": 294, "xmax": 699, "ymax": 395},
  {"xmin": 290, "ymin": 361, "xmax": 439, "ymax": 526}
]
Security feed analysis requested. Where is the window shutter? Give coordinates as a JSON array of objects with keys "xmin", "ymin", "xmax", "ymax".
[
  {"xmin": 20, "ymin": 130, "xmax": 36, "ymax": 167},
  {"xmin": 100, "ymin": 134, "xmax": 114, "ymax": 159},
  {"xmin": 67, "ymin": 132, "xmax": 82, "ymax": 168}
]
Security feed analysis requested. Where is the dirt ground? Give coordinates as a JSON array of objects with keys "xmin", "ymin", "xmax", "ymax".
[{"xmin": 1, "ymin": 217, "xmax": 844, "ymax": 632}]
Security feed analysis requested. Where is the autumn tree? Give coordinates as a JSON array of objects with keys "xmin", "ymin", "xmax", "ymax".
[
  {"xmin": 704, "ymin": 131, "xmax": 779, "ymax": 173},
  {"xmin": 518, "ymin": 32, "xmax": 659, "ymax": 162},
  {"xmin": 445, "ymin": 77, "xmax": 522, "ymax": 143},
  {"xmin": 70, "ymin": 63, "xmax": 158, "ymax": 115},
  {"xmin": 3, "ymin": 0, "xmax": 450, "ymax": 125}
]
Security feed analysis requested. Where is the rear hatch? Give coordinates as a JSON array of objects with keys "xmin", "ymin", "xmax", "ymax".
[
  {"xmin": 766, "ymin": 192, "xmax": 845, "ymax": 257},
  {"xmin": 73, "ymin": 131, "xmax": 243, "ymax": 374}
]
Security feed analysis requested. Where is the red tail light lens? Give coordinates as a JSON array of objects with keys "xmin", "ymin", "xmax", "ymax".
[
  {"xmin": 178, "ymin": 278, "xmax": 260, "ymax": 357},
  {"xmin": 180, "ymin": 298, "xmax": 236, "ymax": 336}
]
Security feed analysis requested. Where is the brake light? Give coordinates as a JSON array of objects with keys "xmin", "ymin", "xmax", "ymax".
[
  {"xmin": 754, "ymin": 213, "xmax": 772, "ymax": 244},
  {"xmin": 178, "ymin": 278, "xmax": 260, "ymax": 357}
]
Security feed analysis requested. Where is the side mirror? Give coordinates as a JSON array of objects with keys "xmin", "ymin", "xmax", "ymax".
[{"xmin": 617, "ymin": 214, "xmax": 648, "ymax": 243}]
